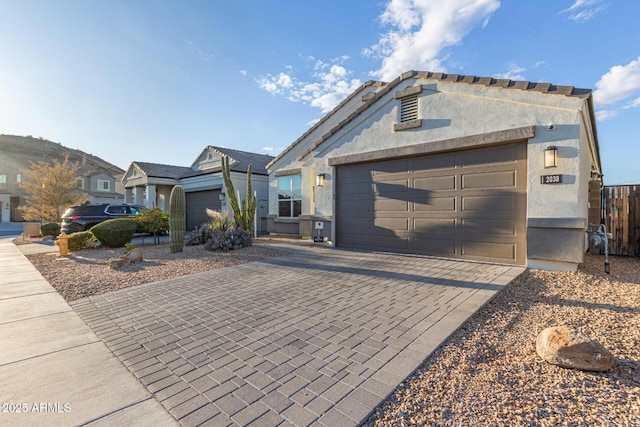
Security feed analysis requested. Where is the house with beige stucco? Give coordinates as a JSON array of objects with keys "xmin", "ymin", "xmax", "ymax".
[
  {"xmin": 122, "ymin": 146, "xmax": 273, "ymax": 232},
  {"xmin": 266, "ymin": 70, "xmax": 603, "ymax": 271}
]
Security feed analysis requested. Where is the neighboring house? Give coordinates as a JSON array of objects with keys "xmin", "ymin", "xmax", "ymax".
[
  {"xmin": 266, "ymin": 70, "xmax": 603, "ymax": 271},
  {"xmin": 0, "ymin": 135, "xmax": 125, "ymax": 223},
  {"xmin": 122, "ymin": 147, "xmax": 273, "ymax": 232}
]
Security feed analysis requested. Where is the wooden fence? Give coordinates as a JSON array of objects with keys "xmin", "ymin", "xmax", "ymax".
[{"xmin": 604, "ymin": 184, "xmax": 640, "ymax": 256}]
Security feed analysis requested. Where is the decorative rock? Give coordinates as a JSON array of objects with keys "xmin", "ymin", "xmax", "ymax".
[
  {"xmin": 108, "ymin": 248, "xmax": 142, "ymax": 270},
  {"xmin": 108, "ymin": 257, "xmax": 130, "ymax": 269},
  {"xmin": 125, "ymin": 247, "xmax": 143, "ymax": 263},
  {"xmin": 536, "ymin": 326, "xmax": 614, "ymax": 371}
]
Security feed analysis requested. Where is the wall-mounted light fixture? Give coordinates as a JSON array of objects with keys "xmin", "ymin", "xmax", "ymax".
[
  {"xmin": 544, "ymin": 146, "xmax": 558, "ymax": 168},
  {"xmin": 219, "ymin": 193, "xmax": 226, "ymax": 201},
  {"xmin": 315, "ymin": 173, "xmax": 326, "ymax": 187}
]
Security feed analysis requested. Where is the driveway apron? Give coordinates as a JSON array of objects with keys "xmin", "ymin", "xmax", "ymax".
[{"xmin": 72, "ymin": 244, "xmax": 524, "ymax": 426}]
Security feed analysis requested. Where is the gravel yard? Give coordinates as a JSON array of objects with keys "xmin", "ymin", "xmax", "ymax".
[
  {"xmin": 364, "ymin": 253, "xmax": 640, "ymax": 426},
  {"xmin": 21, "ymin": 239, "xmax": 290, "ymax": 301},
  {"xmin": 18, "ymin": 237, "xmax": 639, "ymax": 426}
]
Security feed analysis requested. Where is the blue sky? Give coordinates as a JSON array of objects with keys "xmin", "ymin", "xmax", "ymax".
[{"xmin": 0, "ymin": 0, "xmax": 638, "ymax": 184}]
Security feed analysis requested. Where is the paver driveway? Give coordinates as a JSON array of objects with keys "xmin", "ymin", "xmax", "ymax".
[{"xmin": 72, "ymin": 244, "xmax": 524, "ymax": 426}]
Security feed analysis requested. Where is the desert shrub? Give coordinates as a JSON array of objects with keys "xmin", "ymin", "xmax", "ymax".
[
  {"xmin": 90, "ymin": 218, "xmax": 137, "ymax": 248},
  {"xmin": 204, "ymin": 226, "xmax": 252, "ymax": 251},
  {"xmin": 68, "ymin": 231, "xmax": 95, "ymax": 252},
  {"xmin": 208, "ymin": 211, "xmax": 235, "ymax": 232},
  {"xmin": 185, "ymin": 224, "xmax": 212, "ymax": 246},
  {"xmin": 40, "ymin": 222, "xmax": 60, "ymax": 237}
]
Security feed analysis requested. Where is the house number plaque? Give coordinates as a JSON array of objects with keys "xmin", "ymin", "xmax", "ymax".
[{"xmin": 541, "ymin": 174, "xmax": 563, "ymax": 184}]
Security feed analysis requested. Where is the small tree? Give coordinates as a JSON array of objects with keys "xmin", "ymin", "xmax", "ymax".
[
  {"xmin": 20, "ymin": 159, "xmax": 84, "ymax": 223},
  {"xmin": 221, "ymin": 156, "xmax": 256, "ymax": 235},
  {"xmin": 135, "ymin": 207, "xmax": 169, "ymax": 244}
]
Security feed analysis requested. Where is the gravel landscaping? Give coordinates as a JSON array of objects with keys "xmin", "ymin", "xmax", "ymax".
[
  {"xmin": 18, "ymin": 237, "xmax": 639, "ymax": 426},
  {"xmin": 364, "ymin": 253, "xmax": 640, "ymax": 426},
  {"xmin": 21, "ymin": 238, "xmax": 290, "ymax": 301}
]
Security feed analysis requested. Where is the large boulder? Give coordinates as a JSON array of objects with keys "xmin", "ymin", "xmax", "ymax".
[{"xmin": 536, "ymin": 326, "xmax": 614, "ymax": 372}]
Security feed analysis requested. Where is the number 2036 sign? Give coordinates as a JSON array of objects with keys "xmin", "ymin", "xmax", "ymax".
[{"xmin": 541, "ymin": 174, "xmax": 563, "ymax": 184}]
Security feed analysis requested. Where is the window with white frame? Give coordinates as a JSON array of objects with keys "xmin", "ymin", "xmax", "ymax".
[
  {"xmin": 97, "ymin": 179, "xmax": 110, "ymax": 192},
  {"xmin": 277, "ymin": 174, "xmax": 301, "ymax": 218},
  {"xmin": 0, "ymin": 175, "xmax": 6, "ymax": 190},
  {"xmin": 15, "ymin": 173, "xmax": 21, "ymax": 188},
  {"xmin": 76, "ymin": 178, "xmax": 84, "ymax": 189}
]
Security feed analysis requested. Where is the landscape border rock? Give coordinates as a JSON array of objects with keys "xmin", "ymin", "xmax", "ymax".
[{"xmin": 536, "ymin": 325, "xmax": 614, "ymax": 372}]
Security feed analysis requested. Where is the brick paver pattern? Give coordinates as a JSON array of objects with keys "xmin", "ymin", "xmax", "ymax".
[{"xmin": 72, "ymin": 245, "xmax": 523, "ymax": 426}]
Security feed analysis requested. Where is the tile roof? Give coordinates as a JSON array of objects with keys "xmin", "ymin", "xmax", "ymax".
[
  {"xmin": 131, "ymin": 147, "xmax": 274, "ymax": 180},
  {"xmin": 203, "ymin": 146, "xmax": 274, "ymax": 175},
  {"xmin": 267, "ymin": 70, "xmax": 597, "ymax": 169},
  {"xmin": 132, "ymin": 162, "xmax": 191, "ymax": 179}
]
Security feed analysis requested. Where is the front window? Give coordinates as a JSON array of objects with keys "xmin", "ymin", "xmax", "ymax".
[
  {"xmin": 76, "ymin": 178, "xmax": 84, "ymax": 189},
  {"xmin": 278, "ymin": 175, "xmax": 301, "ymax": 218},
  {"xmin": 97, "ymin": 179, "xmax": 110, "ymax": 192},
  {"xmin": 0, "ymin": 175, "xmax": 6, "ymax": 190}
]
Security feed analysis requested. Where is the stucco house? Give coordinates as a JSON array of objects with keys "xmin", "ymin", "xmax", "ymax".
[
  {"xmin": 122, "ymin": 146, "xmax": 273, "ymax": 232},
  {"xmin": 266, "ymin": 70, "xmax": 603, "ymax": 271},
  {"xmin": 0, "ymin": 135, "xmax": 124, "ymax": 223}
]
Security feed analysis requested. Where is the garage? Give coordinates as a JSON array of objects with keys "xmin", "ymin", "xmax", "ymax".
[
  {"xmin": 186, "ymin": 190, "xmax": 221, "ymax": 231},
  {"xmin": 335, "ymin": 142, "xmax": 527, "ymax": 264}
]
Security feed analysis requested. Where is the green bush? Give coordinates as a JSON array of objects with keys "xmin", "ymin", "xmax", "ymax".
[
  {"xmin": 90, "ymin": 218, "xmax": 137, "ymax": 248},
  {"xmin": 135, "ymin": 207, "xmax": 169, "ymax": 244},
  {"xmin": 40, "ymin": 222, "xmax": 60, "ymax": 237},
  {"xmin": 68, "ymin": 231, "xmax": 95, "ymax": 252}
]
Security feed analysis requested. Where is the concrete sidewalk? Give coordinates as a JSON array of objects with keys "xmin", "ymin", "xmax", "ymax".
[{"xmin": 0, "ymin": 237, "xmax": 176, "ymax": 427}]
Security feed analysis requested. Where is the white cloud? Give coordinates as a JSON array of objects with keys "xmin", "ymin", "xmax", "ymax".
[
  {"xmin": 365, "ymin": 0, "xmax": 500, "ymax": 81},
  {"xmin": 239, "ymin": 70, "xmax": 247, "ymax": 77},
  {"xmin": 560, "ymin": 0, "xmax": 608, "ymax": 22},
  {"xmin": 255, "ymin": 1, "xmax": 501, "ymax": 115},
  {"xmin": 593, "ymin": 56, "xmax": 640, "ymax": 106},
  {"xmin": 493, "ymin": 63, "xmax": 526, "ymax": 80},
  {"xmin": 592, "ymin": 57, "xmax": 640, "ymax": 121},
  {"xmin": 256, "ymin": 57, "xmax": 362, "ymax": 113},
  {"xmin": 595, "ymin": 109, "xmax": 619, "ymax": 121}
]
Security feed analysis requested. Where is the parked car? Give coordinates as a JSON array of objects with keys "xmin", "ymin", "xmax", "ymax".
[{"xmin": 61, "ymin": 204, "xmax": 144, "ymax": 233}]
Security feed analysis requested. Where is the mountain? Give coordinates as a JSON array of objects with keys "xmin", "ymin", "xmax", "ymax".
[{"xmin": 0, "ymin": 134, "xmax": 124, "ymax": 176}]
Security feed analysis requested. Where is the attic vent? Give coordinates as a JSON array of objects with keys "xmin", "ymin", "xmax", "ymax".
[{"xmin": 400, "ymin": 95, "xmax": 418, "ymax": 122}]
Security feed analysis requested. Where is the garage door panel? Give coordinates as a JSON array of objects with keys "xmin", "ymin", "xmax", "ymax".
[
  {"xmin": 462, "ymin": 195, "xmax": 516, "ymax": 212},
  {"xmin": 461, "ymin": 171, "xmax": 516, "ymax": 189},
  {"xmin": 461, "ymin": 241, "xmax": 516, "ymax": 261},
  {"xmin": 340, "ymin": 181, "xmax": 372, "ymax": 194},
  {"xmin": 413, "ymin": 218, "xmax": 456, "ymax": 233},
  {"xmin": 375, "ymin": 198, "xmax": 409, "ymax": 212},
  {"xmin": 336, "ymin": 142, "xmax": 526, "ymax": 265},
  {"xmin": 414, "ymin": 175, "xmax": 456, "ymax": 191},
  {"xmin": 412, "ymin": 238, "xmax": 456, "ymax": 256},
  {"xmin": 338, "ymin": 199, "xmax": 371, "ymax": 213},
  {"xmin": 375, "ymin": 180, "xmax": 410, "ymax": 197},
  {"xmin": 461, "ymin": 218, "xmax": 516, "ymax": 236},
  {"xmin": 413, "ymin": 196, "xmax": 456, "ymax": 212},
  {"xmin": 374, "ymin": 217, "xmax": 409, "ymax": 232}
]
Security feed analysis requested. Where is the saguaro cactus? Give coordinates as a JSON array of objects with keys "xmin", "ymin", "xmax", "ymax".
[{"xmin": 169, "ymin": 185, "xmax": 186, "ymax": 253}]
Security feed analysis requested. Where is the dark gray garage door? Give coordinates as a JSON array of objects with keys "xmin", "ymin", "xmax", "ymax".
[
  {"xmin": 186, "ymin": 190, "xmax": 221, "ymax": 231},
  {"xmin": 335, "ymin": 142, "xmax": 527, "ymax": 264}
]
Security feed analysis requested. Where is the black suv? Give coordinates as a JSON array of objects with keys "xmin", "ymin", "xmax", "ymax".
[{"xmin": 61, "ymin": 204, "xmax": 143, "ymax": 233}]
